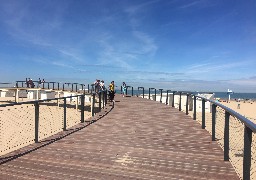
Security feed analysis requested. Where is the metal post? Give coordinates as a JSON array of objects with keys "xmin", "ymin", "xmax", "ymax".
[
  {"xmin": 149, "ymin": 88, "xmax": 151, "ymax": 100},
  {"xmin": 179, "ymin": 92, "xmax": 182, "ymax": 111},
  {"xmin": 186, "ymin": 94, "xmax": 189, "ymax": 115},
  {"xmin": 34, "ymin": 102, "xmax": 39, "ymax": 143},
  {"xmin": 72, "ymin": 84, "xmax": 74, "ymax": 92},
  {"xmin": 104, "ymin": 90, "xmax": 107, "ymax": 106},
  {"xmin": 76, "ymin": 84, "xmax": 78, "ymax": 92},
  {"xmin": 172, "ymin": 91, "xmax": 175, "ymax": 107},
  {"xmin": 53, "ymin": 82, "xmax": 55, "ymax": 90},
  {"xmin": 193, "ymin": 96, "xmax": 196, "ymax": 120},
  {"xmin": 202, "ymin": 99, "xmax": 206, "ymax": 129},
  {"xmin": 99, "ymin": 92, "xmax": 101, "ymax": 112},
  {"xmin": 63, "ymin": 98, "xmax": 67, "ymax": 131},
  {"xmin": 159, "ymin": 89, "xmax": 163, "ymax": 103},
  {"xmin": 166, "ymin": 90, "xmax": 169, "ymax": 105},
  {"xmin": 154, "ymin": 89, "xmax": 156, "ymax": 101},
  {"xmin": 132, "ymin": 87, "xmax": 134, "ymax": 96},
  {"xmin": 63, "ymin": 84, "xmax": 65, "ymax": 91},
  {"xmin": 224, "ymin": 111, "xmax": 230, "ymax": 161},
  {"xmin": 58, "ymin": 83, "xmax": 60, "ymax": 90},
  {"xmin": 91, "ymin": 93, "xmax": 95, "ymax": 117},
  {"xmin": 243, "ymin": 125, "xmax": 252, "ymax": 180},
  {"xmin": 48, "ymin": 82, "xmax": 50, "ymax": 89},
  {"xmin": 88, "ymin": 84, "xmax": 90, "ymax": 93},
  {"xmin": 101, "ymin": 91, "xmax": 105, "ymax": 109},
  {"xmin": 81, "ymin": 95, "xmax": 85, "ymax": 123},
  {"xmin": 212, "ymin": 104, "xmax": 217, "ymax": 141}
]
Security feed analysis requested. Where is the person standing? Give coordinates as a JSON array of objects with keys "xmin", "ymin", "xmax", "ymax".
[
  {"xmin": 122, "ymin": 82, "xmax": 127, "ymax": 97},
  {"xmin": 38, "ymin": 78, "xmax": 42, "ymax": 88},
  {"xmin": 100, "ymin": 80, "xmax": 105, "ymax": 92},
  {"xmin": 94, "ymin": 79, "xmax": 100, "ymax": 94},
  {"xmin": 108, "ymin": 81, "xmax": 115, "ymax": 102}
]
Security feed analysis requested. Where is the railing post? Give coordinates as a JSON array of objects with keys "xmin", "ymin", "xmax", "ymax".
[
  {"xmin": 63, "ymin": 83, "xmax": 65, "ymax": 91},
  {"xmin": 243, "ymin": 125, "xmax": 252, "ymax": 180},
  {"xmin": 166, "ymin": 90, "xmax": 169, "ymax": 105},
  {"xmin": 154, "ymin": 89, "xmax": 156, "ymax": 101},
  {"xmin": 224, "ymin": 111, "xmax": 230, "ymax": 161},
  {"xmin": 91, "ymin": 93, "xmax": 95, "ymax": 117},
  {"xmin": 148, "ymin": 88, "xmax": 151, "ymax": 100},
  {"xmin": 104, "ymin": 90, "xmax": 107, "ymax": 106},
  {"xmin": 58, "ymin": 83, "xmax": 60, "ymax": 90},
  {"xmin": 99, "ymin": 92, "xmax": 102, "ymax": 112},
  {"xmin": 186, "ymin": 93, "xmax": 189, "ymax": 115},
  {"xmin": 179, "ymin": 92, "xmax": 182, "ymax": 111},
  {"xmin": 81, "ymin": 95, "xmax": 85, "ymax": 123},
  {"xmin": 88, "ymin": 84, "xmax": 90, "ymax": 93},
  {"xmin": 53, "ymin": 82, "xmax": 55, "ymax": 90},
  {"xmin": 34, "ymin": 102, "xmax": 39, "ymax": 143},
  {"xmin": 63, "ymin": 98, "xmax": 67, "ymax": 131},
  {"xmin": 202, "ymin": 99, "xmax": 206, "ymax": 129},
  {"xmin": 172, "ymin": 91, "xmax": 175, "ymax": 107},
  {"xmin": 212, "ymin": 104, "xmax": 217, "ymax": 141},
  {"xmin": 193, "ymin": 96, "xmax": 196, "ymax": 120},
  {"xmin": 159, "ymin": 89, "xmax": 163, "ymax": 103},
  {"xmin": 132, "ymin": 87, "xmax": 134, "ymax": 96},
  {"xmin": 102, "ymin": 92, "xmax": 105, "ymax": 108}
]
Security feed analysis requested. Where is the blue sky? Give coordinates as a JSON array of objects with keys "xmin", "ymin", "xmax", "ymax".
[{"xmin": 0, "ymin": 0, "xmax": 256, "ymax": 92}]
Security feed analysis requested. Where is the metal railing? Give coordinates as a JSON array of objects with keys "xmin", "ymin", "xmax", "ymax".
[
  {"xmin": 0, "ymin": 90, "xmax": 110, "ymax": 156},
  {"xmin": 135, "ymin": 86, "xmax": 256, "ymax": 180},
  {"xmin": 1, "ymin": 82, "xmax": 255, "ymax": 179},
  {"xmin": 15, "ymin": 81, "xmax": 90, "ymax": 93}
]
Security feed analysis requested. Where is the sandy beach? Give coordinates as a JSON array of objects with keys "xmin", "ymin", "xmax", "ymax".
[
  {"xmin": 0, "ymin": 96, "xmax": 92, "ymax": 156},
  {"xmin": 181, "ymin": 99, "xmax": 256, "ymax": 180},
  {"xmin": 220, "ymin": 100, "xmax": 256, "ymax": 123}
]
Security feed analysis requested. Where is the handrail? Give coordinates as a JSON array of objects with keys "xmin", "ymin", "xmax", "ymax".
[
  {"xmin": 136, "ymin": 87, "xmax": 255, "ymax": 179},
  {"xmin": 196, "ymin": 95, "xmax": 256, "ymax": 132}
]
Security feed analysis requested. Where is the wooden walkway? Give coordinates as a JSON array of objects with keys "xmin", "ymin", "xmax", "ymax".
[{"xmin": 0, "ymin": 95, "xmax": 239, "ymax": 179}]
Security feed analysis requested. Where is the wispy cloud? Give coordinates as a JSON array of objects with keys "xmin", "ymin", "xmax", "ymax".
[
  {"xmin": 179, "ymin": 0, "xmax": 216, "ymax": 9},
  {"xmin": 125, "ymin": 0, "xmax": 161, "ymax": 16},
  {"xmin": 185, "ymin": 60, "xmax": 253, "ymax": 74},
  {"xmin": 179, "ymin": 0, "xmax": 202, "ymax": 9},
  {"xmin": 132, "ymin": 31, "xmax": 158, "ymax": 56}
]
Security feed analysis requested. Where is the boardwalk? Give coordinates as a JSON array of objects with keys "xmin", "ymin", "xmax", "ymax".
[{"xmin": 0, "ymin": 95, "xmax": 239, "ymax": 179}]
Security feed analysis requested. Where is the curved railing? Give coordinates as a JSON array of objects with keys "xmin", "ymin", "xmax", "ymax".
[
  {"xmin": 1, "ymin": 82, "xmax": 255, "ymax": 179},
  {"xmin": 15, "ymin": 80, "xmax": 91, "ymax": 93},
  {"xmin": 0, "ymin": 87, "xmax": 110, "ymax": 157},
  {"xmin": 132, "ymin": 86, "xmax": 255, "ymax": 180}
]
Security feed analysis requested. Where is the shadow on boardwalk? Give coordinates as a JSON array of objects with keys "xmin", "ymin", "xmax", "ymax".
[{"xmin": 0, "ymin": 96, "xmax": 239, "ymax": 179}]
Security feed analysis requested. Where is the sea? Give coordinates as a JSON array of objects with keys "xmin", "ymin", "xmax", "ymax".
[{"xmin": 117, "ymin": 90, "xmax": 256, "ymax": 100}]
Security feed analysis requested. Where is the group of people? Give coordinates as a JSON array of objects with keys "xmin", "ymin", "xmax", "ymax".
[
  {"xmin": 26, "ymin": 78, "xmax": 45, "ymax": 88},
  {"xmin": 93, "ymin": 79, "xmax": 127, "ymax": 102}
]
